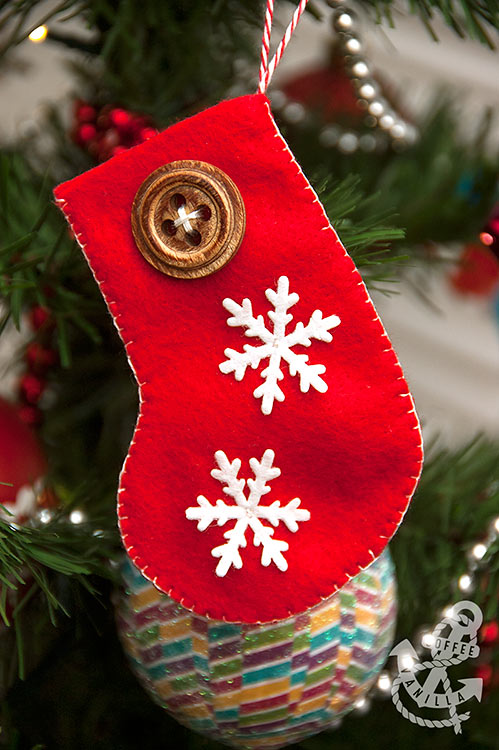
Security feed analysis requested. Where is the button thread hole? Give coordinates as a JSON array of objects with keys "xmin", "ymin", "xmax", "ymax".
[
  {"xmin": 162, "ymin": 219, "xmax": 177, "ymax": 236},
  {"xmin": 171, "ymin": 193, "xmax": 186, "ymax": 209},
  {"xmin": 186, "ymin": 230, "xmax": 202, "ymax": 247}
]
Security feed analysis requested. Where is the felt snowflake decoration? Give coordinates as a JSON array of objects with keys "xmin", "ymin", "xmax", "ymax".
[
  {"xmin": 185, "ymin": 449, "xmax": 310, "ymax": 577},
  {"xmin": 220, "ymin": 276, "xmax": 341, "ymax": 414}
]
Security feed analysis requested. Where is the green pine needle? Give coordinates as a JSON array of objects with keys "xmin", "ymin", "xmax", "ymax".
[
  {"xmin": 0, "ymin": 152, "xmax": 109, "ymax": 366},
  {"xmin": 363, "ymin": 0, "xmax": 498, "ymax": 47},
  {"xmin": 392, "ymin": 438, "xmax": 499, "ymax": 638},
  {"xmin": 316, "ymin": 174, "xmax": 406, "ymax": 289},
  {"xmin": 0, "ymin": 510, "xmax": 120, "ymax": 629}
]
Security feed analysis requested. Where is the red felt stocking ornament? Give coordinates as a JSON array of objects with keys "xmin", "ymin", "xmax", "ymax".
[{"xmin": 54, "ymin": 0, "xmax": 422, "ymax": 626}]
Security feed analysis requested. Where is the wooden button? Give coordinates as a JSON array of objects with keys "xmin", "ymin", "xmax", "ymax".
[{"xmin": 131, "ymin": 160, "xmax": 246, "ymax": 279}]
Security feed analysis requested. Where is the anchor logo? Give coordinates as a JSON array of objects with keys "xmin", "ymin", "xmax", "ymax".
[{"xmin": 390, "ymin": 600, "xmax": 483, "ymax": 733}]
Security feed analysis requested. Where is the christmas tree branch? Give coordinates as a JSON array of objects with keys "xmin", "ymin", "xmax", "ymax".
[
  {"xmin": 392, "ymin": 438, "xmax": 499, "ymax": 637},
  {"xmin": 363, "ymin": 0, "xmax": 498, "ymax": 48},
  {"xmin": 0, "ymin": 0, "xmax": 79, "ymax": 62},
  {"xmin": 0, "ymin": 152, "xmax": 104, "ymax": 366},
  {"xmin": 316, "ymin": 173, "xmax": 407, "ymax": 289},
  {"xmin": 0, "ymin": 507, "xmax": 119, "ymax": 626},
  {"xmin": 287, "ymin": 100, "xmax": 497, "ymax": 265}
]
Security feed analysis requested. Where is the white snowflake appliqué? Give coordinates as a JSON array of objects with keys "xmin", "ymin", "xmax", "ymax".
[
  {"xmin": 185, "ymin": 449, "xmax": 310, "ymax": 578},
  {"xmin": 219, "ymin": 275, "xmax": 341, "ymax": 415}
]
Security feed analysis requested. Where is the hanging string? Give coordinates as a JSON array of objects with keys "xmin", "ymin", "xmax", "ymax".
[{"xmin": 258, "ymin": 0, "xmax": 310, "ymax": 94}]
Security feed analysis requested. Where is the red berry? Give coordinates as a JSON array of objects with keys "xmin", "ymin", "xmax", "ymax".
[
  {"xmin": 109, "ymin": 108, "xmax": 132, "ymax": 130},
  {"xmin": 474, "ymin": 664, "xmax": 493, "ymax": 685},
  {"xmin": 100, "ymin": 128, "xmax": 120, "ymax": 149},
  {"xmin": 87, "ymin": 140, "xmax": 101, "ymax": 159},
  {"xmin": 29, "ymin": 306, "xmax": 51, "ymax": 331},
  {"xmin": 138, "ymin": 127, "xmax": 158, "ymax": 142},
  {"xmin": 96, "ymin": 110, "xmax": 111, "ymax": 130},
  {"xmin": 129, "ymin": 115, "xmax": 148, "ymax": 134},
  {"xmin": 26, "ymin": 343, "xmax": 57, "ymax": 373},
  {"xmin": 75, "ymin": 103, "xmax": 97, "ymax": 124},
  {"xmin": 17, "ymin": 404, "xmax": 42, "ymax": 427},
  {"xmin": 481, "ymin": 621, "xmax": 499, "ymax": 645},
  {"xmin": 77, "ymin": 123, "xmax": 97, "ymax": 145},
  {"xmin": 19, "ymin": 374, "xmax": 45, "ymax": 405},
  {"xmin": 95, "ymin": 129, "xmax": 121, "ymax": 161}
]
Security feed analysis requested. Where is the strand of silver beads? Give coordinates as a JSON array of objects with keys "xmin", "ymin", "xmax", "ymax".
[{"xmin": 269, "ymin": 0, "xmax": 418, "ymax": 154}]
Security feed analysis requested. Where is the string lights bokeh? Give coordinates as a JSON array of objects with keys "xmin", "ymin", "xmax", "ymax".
[{"xmin": 28, "ymin": 25, "xmax": 48, "ymax": 44}]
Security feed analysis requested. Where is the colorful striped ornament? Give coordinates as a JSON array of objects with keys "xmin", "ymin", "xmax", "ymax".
[{"xmin": 115, "ymin": 550, "xmax": 396, "ymax": 749}]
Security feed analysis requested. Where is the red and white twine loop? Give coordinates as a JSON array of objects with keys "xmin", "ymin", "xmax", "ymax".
[{"xmin": 258, "ymin": 0, "xmax": 310, "ymax": 94}]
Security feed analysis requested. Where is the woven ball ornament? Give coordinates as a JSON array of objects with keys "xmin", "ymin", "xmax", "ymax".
[{"xmin": 116, "ymin": 549, "xmax": 396, "ymax": 749}]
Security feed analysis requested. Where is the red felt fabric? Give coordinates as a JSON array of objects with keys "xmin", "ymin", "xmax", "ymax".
[{"xmin": 54, "ymin": 94, "xmax": 423, "ymax": 624}]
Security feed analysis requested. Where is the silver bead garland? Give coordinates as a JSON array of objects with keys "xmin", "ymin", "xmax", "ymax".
[
  {"xmin": 269, "ymin": 0, "xmax": 419, "ymax": 153},
  {"xmin": 329, "ymin": 0, "xmax": 418, "ymax": 149}
]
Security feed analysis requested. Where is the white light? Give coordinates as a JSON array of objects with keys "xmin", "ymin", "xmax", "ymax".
[
  {"xmin": 345, "ymin": 38, "xmax": 361, "ymax": 54},
  {"xmin": 390, "ymin": 123, "xmax": 407, "ymax": 139},
  {"xmin": 443, "ymin": 605, "xmax": 455, "ymax": 619},
  {"xmin": 379, "ymin": 114, "xmax": 395, "ymax": 130},
  {"xmin": 359, "ymin": 83, "xmax": 376, "ymax": 100},
  {"xmin": 368, "ymin": 101, "xmax": 384, "ymax": 117},
  {"xmin": 458, "ymin": 573, "xmax": 473, "ymax": 592},
  {"xmin": 421, "ymin": 632, "xmax": 436, "ymax": 649},
  {"xmin": 283, "ymin": 102, "xmax": 305, "ymax": 124},
  {"xmin": 377, "ymin": 672, "xmax": 392, "ymax": 691},
  {"xmin": 319, "ymin": 126, "xmax": 339, "ymax": 148},
  {"xmin": 353, "ymin": 696, "xmax": 371, "ymax": 714},
  {"xmin": 472, "ymin": 543, "xmax": 487, "ymax": 560},
  {"xmin": 69, "ymin": 509, "xmax": 85, "ymax": 524},
  {"xmin": 337, "ymin": 13, "xmax": 353, "ymax": 30},
  {"xmin": 401, "ymin": 653, "xmax": 415, "ymax": 670},
  {"xmin": 269, "ymin": 90, "xmax": 287, "ymax": 110},
  {"xmin": 338, "ymin": 132, "xmax": 358, "ymax": 153},
  {"xmin": 494, "ymin": 517, "xmax": 499, "ymax": 534},
  {"xmin": 359, "ymin": 134, "xmax": 377, "ymax": 152},
  {"xmin": 28, "ymin": 25, "xmax": 48, "ymax": 43},
  {"xmin": 352, "ymin": 61, "xmax": 369, "ymax": 78},
  {"xmin": 39, "ymin": 509, "xmax": 53, "ymax": 524},
  {"xmin": 404, "ymin": 124, "xmax": 419, "ymax": 144}
]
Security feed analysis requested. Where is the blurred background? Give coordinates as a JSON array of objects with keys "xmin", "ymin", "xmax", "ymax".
[{"xmin": 0, "ymin": 1, "xmax": 498, "ymax": 748}]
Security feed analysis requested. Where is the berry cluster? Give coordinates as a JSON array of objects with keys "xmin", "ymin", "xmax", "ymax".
[
  {"xmin": 72, "ymin": 101, "xmax": 158, "ymax": 162},
  {"xmin": 18, "ymin": 306, "xmax": 57, "ymax": 427}
]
